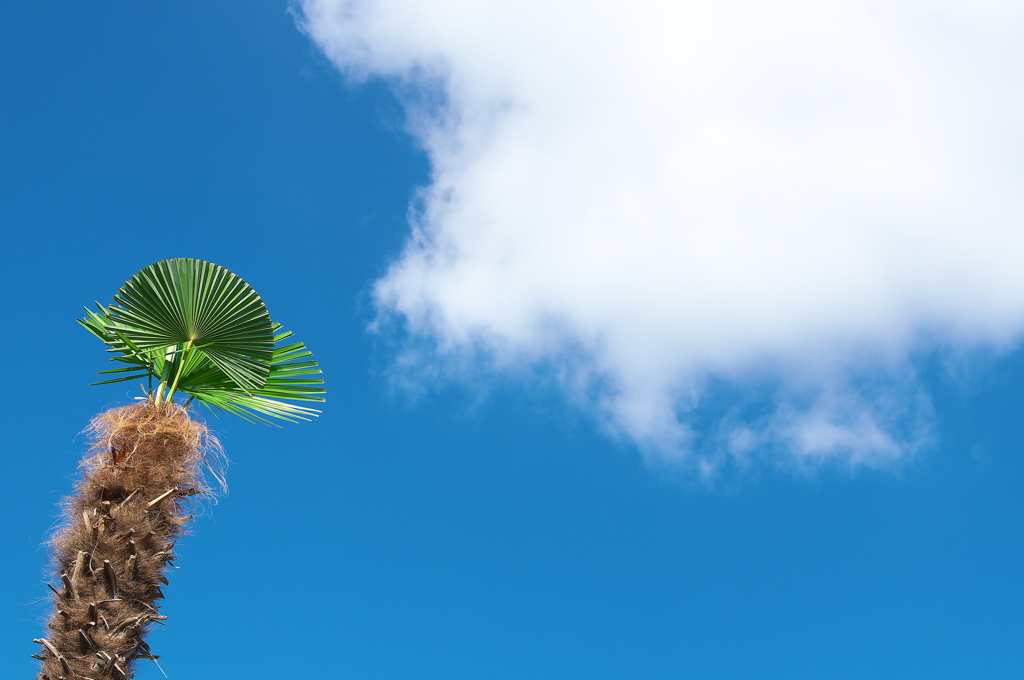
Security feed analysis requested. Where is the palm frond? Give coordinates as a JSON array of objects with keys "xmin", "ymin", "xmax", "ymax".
[
  {"xmin": 106, "ymin": 258, "xmax": 276, "ymax": 391},
  {"xmin": 78, "ymin": 259, "xmax": 325, "ymax": 423}
]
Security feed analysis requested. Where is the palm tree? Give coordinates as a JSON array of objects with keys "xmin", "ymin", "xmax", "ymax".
[{"xmin": 34, "ymin": 258, "xmax": 325, "ymax": 680}]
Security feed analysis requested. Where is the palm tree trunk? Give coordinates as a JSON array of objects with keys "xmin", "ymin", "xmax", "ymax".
[{"xmin": 34, "ymin": 404, "xmax": 219, "ymax": 680}]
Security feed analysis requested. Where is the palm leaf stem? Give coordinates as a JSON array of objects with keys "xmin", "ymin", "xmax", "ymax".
[{"xmin": 163, "ymin": 339, "xmax": 195, "ymax": 406}]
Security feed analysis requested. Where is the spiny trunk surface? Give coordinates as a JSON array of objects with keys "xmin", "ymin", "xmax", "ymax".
[{"xmin": 35, "ymin": 404, "xmax": 216, "ymax": 680}]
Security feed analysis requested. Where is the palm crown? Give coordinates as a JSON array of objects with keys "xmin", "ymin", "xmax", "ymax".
[{"xmin": 78, "ymin": 258, "xmax": 325, "ymax": 423}]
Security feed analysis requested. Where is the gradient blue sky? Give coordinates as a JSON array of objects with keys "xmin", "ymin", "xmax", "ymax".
[{"xmin": 4, "ymin": 2, "xmax": 1024, "ymax": 679}]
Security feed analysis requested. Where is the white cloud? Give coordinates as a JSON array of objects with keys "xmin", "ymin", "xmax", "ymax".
[{"xmin": 298, "ymin": 0, "xmax": 1024, "ymax": 474}]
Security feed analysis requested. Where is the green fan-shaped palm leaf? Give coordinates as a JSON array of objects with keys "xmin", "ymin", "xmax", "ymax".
[
  {"xmin": 172, "ymin": 325, "xmax": 326, "ymax": 424},
  {"xmin": 105, "ymin": 258, "xmax": 276, "ymax": 391},
  {"xmin": 77, "ymin": 258, "xmax": 325, "ymax": 423}
]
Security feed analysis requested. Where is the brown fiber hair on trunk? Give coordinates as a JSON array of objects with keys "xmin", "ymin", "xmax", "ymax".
[{"xmin": 34, "ymin": 403, "xmax": 223, "ymax": 680}]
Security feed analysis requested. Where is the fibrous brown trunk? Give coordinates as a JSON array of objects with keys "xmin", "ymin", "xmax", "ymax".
[{"xmin": 34, "ymin": 404, "xmax": 220, "ymax": 680}]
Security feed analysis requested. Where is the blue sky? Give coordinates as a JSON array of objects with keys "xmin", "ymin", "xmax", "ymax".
[{"xmin": 4, "ymin": 2, "xmax": 1024, "ymax": 678}]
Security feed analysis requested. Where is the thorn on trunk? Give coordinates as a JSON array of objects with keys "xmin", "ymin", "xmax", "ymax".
[
  {"xmin": 82, "ymin": 510, "xmax": 97, "ymax": 537},
  {"xmin": 103, "ymin": 560, "xmax": 118, "ymax": 599},
  {"xmin": 146, "ymin": 487, "xmax": 178, "ymax": 508},
  {"xmin": 71, "ymin": 550, "xmax": 87, "ymax": 583},
  {"xmin": 117, "ymin": 489, "xmax": 139, "ymax": 508},
  {"xmin": 60, "ymin": 571, "xmax": 78, "ymax": 600},
  {"xmin": 34, "ymin": 638, "xmax": 72, "ymax": 674},
  {"xmin": 79, "ymin": 628, "xmax": 98, "ymax": 650}
]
